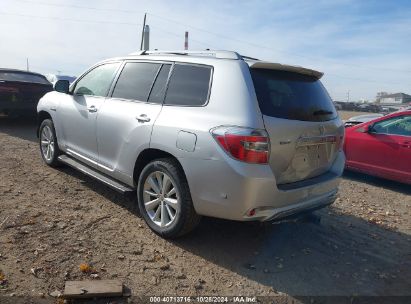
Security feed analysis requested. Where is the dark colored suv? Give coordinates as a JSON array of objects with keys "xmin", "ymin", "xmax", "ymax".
[{"xmin": 0, "ymin": 69, "xmax": 52, "ymax": 117}]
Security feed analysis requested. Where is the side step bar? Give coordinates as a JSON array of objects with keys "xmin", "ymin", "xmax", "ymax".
[{"xmin": 58, "ymin": 155, "xmax": 135, "ymax": 194}]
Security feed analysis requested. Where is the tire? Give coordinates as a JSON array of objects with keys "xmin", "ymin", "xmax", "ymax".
[
  {"xmin": 137, "ymin": 158, "xmax": 201, "ymax": 238},
  {"xmin": 39, "ymin": 119, "xmax": 61, "ymax": 167}
]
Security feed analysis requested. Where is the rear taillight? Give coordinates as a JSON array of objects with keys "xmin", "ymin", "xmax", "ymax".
[{"xmin": 211, "ymin": 127, "xmax": 270, "ymax": 164}]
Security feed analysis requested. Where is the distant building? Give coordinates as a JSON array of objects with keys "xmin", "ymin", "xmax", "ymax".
[
  {"xmin": 378, "ymin": 93, "xmax": 411, "ymax": 105},
  {"xmin": 376, "ymin": 92, "xmax": 389, "ymax": 102}
]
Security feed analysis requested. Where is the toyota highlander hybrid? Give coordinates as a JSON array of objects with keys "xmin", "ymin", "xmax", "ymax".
[{"xmin": 37, "ymin": 50, "xmax": 345, "ymax": 238}]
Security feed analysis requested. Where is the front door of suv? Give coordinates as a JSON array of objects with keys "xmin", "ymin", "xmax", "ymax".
[
  {"xmin": 96, "ymin": 61, "xmax": 171, "ymax": 181},
  {"xmin": 59, "ymin": 62, "xmax": 120, "ymax": 166}
]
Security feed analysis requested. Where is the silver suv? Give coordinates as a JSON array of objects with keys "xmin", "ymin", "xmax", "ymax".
[{"xmin": 37, "ymin": 50, "xmax": 345, "ymax": 238}]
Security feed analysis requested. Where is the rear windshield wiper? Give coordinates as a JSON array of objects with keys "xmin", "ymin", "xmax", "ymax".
[{"xmin": 313, "ymin": 109, "xmax": 333, "ymax": 116}]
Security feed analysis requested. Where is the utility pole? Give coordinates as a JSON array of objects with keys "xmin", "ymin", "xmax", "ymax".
[
  {"xmin": 184, "ymin": 31, "xmax": 188, "ymax": 50},
  {"xmin": 26, "ymin": 58, "xmax": 29, "ymax": 71},
  {"xmin": 140, "ymin": 13, "xmax": 147, "ymax": 51},
  {"xmin": 347, "ymin": 90, "xmax": 350, "ymax": 103},
  {"xmin": 143, "ymin": 25, "xmax": 150, "ymax": 50}
]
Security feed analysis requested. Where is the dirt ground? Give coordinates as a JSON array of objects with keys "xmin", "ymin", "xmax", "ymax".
[
  {"xmin": 0, "ymin": 114, "xmax": 410, "ymax": 302},
  {"xmin": 338, "ymin": 111, "xmax": 370, "ymax": 120}
]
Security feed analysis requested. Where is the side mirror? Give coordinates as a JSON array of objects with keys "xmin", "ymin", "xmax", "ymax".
[
  {"xmin": 356, "ymin": 124, "xmax": 371, "ymax": 133},
  {"xmin": 54, "ymin": 80, "xmax": 70, "ymax": 94}
]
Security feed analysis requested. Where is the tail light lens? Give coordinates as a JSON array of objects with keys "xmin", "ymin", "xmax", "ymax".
[{"xmin": 211, "ymin": 126, "xmax": 270, "ymax": 164}]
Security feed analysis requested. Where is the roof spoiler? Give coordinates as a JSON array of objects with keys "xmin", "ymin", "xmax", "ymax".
[{"xmin": 249, "ymin": 61, "xmax": 323, "ymax": 79}]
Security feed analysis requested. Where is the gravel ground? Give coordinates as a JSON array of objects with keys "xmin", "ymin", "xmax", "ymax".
[{"xmin": 0, "ymin": 117, "xmax": 410, "ymax": 301}]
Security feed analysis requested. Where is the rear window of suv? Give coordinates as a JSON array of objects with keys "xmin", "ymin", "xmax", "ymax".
[
  {"xmin": 250, "ymin": 69, "xmax": 337, "ymax": 122},
  {"xmin": 0, "ymin": 71, "xmax": 50, "ymax": 85}
]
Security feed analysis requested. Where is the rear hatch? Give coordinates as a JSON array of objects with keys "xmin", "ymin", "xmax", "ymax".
[
  {"xmin": 249, "ymin": 62, "xmax": 343, "ymax": 185},
  {"xmin": 0, "ymin": 70, "xmax": 52, "ymax": 113}
]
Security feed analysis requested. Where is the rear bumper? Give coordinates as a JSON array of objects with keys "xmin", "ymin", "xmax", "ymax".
[
  {"xmin": 179, "ymin": 151, "xmax": 345, "ymax": 221},
  {"xmin": 244, "ymin": 189, "xmax": 337, "ymax": 222}
]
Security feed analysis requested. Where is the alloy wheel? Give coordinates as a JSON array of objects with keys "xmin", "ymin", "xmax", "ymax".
[
  {"xmin": 40, "ymin": 125, "xmax": 55, "ymax": 161},
  {"xmin": 143, "ymin": 171, "xmax": 179, "ymax": 227}
]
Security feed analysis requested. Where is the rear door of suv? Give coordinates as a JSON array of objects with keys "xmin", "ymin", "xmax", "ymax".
[
  {"xmin": 96, "ymin": 61, "xmax": 171, "ymax": 177},
  {"xmin": 249, "ymin": 63, "xmax": 344, "ymax": 186}
]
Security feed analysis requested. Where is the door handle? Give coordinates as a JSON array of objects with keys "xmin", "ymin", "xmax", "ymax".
[
  {"xmin": 87, "ymin": 105, "xmax": 98, "ymax": 113},
  {"xmin": 136, "ymin": 114, "xmax": 151, "ymax": 123}
]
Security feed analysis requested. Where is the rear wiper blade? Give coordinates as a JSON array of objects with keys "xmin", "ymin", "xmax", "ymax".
[{"xmin": 313, "ymin": 110, "xmax": 333, "ymax": 115}]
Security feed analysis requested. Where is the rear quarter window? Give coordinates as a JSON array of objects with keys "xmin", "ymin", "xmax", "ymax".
[
  {"xmin": 251, "ymin": 69, "xmax": 337, "ymax": 122},
  {"xmin": 164, "ymin": 64, "xmax": 212, "ymax": 106}
]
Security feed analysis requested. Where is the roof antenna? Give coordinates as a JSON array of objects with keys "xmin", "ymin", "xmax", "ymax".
[{"xmin": 140, "ymin": 13, "xmax": 147, "ymax": 51}]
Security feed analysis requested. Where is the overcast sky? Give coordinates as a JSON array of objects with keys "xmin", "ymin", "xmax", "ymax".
[{"xmin": 1, "ymin": 0, "xmax": 410, "ymax": 101}]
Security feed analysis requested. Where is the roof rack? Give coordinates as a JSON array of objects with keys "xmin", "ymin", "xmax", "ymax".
[
  {"xmin": 129, "ymin": 50, "xmax": 242, "ymax": 60},
  {"xmin": 241, "ymin": 55, "xmax": 260, "ymax": 61}
]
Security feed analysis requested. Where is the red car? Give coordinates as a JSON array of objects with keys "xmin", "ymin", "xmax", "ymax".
[{"xmin": 344, "ymin": 110, "xmax": 411, "ymax": 185}]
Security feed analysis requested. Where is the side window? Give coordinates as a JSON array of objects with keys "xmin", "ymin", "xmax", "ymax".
[
  {"xmin": 148, "ymin": 64, "xmax": 171, "ymax": 104},
  {"xmin": 164, "ymin": 64, "xmax": 212, "ymax": 106},
  {"xmin": 372, "ymin": 115, "xmax": 411, "ymax": 136},
  {"xmin": 74, "ymin": 62, "xmax": 120, "ymax": 97},
  {"xmin": 112, "ymin": 62, "xmax": 161, "ymax": 101}
]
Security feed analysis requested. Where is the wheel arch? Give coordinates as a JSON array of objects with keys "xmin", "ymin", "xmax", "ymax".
[
  {"xmin": 133, "ymin": 148, "xmax": 188, "ymax": 185},
  {"xmin": 37, "ymin": 110, "xmax": 52, "ymax": 137}
]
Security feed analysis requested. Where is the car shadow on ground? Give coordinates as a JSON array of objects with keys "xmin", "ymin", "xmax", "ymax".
[
  {"xmin": 343, "ymin": 170, "xmax": 411, "ymax": 195},
  {"xmin": 0, "ymin": 116, "xmax": 37, "ymax": 142},
  {"xmin": 60, "ymin": 165, "xmax": 140, "ymax": 214},
  {"xmin": 58, "ymin": 166, "xmax": 411, "ymax": 298},
  {"xmin": 174, "ymin": 210, "xmax": 411, "ymax": 297}
]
